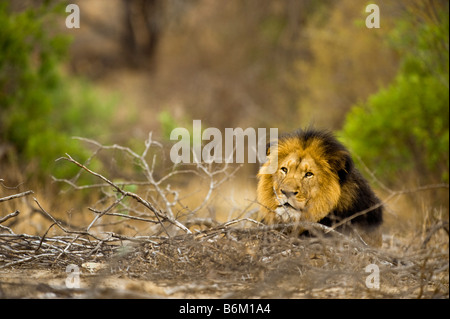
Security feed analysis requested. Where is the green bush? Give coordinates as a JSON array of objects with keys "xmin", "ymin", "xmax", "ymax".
[
  {"xmin": 0, "ymin": 2, "xmax": 113, "ymax": 179},
  {"xmin": 341, "ymin": 6, "xmax": 449, "ymax": 186}
]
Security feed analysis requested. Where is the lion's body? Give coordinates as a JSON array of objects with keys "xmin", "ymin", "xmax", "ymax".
[{"xmin": 257, "ymin": 129, "xmax": 383, "ymax": 245}]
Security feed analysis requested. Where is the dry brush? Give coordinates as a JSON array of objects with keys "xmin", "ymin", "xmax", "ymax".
[{"xmin": 0, "ymin": 135, "xmax": 448, "ymax": 298}]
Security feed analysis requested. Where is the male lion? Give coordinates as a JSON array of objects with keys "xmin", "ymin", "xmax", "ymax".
[{"xmin": 257, "ymin": 129, "xmax": 383, "ymax": 246}]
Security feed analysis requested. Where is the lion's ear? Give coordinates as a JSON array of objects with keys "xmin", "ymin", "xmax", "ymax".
[
  {"xmin": 265, "ymin": 141, "xmax": 277, "ymax": 156},
  {"xmin": 331, "ymin": 150, "xmax": 353, "ymax": 183},
  {"xmin": 266, "ymin": 142, "xmax": 271, "ymax": 156}
]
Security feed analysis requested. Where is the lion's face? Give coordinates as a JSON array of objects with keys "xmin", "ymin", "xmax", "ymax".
[{"xmin": 257, "ymin": 135, "xmax": 344, "ymax": 225}]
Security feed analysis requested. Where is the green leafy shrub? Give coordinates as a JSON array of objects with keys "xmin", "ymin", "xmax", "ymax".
[
  {"xmin": 0, "ymin": 2, "xmax": 113, "ymax": 179},
  {"xmin": 341, "ymin": 5, "xmax": 449, "ymax": 186}
]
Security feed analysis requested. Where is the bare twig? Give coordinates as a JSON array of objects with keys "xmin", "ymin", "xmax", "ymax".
[
  {"xmin": 422, "ymin": 221, "xmax": 449, "ymax": 248},
  {"xmin": 56, "ymin": 153, "xmax": 191, "ymax": 235},
  {"xmin": 0, "ymin": 210, "xmax": 20, "ymax": 224},
  {"xmin": 33, "ymin": 197, "xmax": 102, "ymax": 241},
  {"xmin": 0, "ymin": 190, "xmax": 34, "ymax": 203}
]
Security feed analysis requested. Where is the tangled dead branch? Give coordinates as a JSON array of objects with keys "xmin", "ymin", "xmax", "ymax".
[{"xmin": 0, "ymin": 135, "xmax": 448, "ymax": 298}]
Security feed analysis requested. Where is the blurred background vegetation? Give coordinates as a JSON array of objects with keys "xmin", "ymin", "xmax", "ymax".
[
  {"xmin": 0, "ymin": 0, "xmax": 114, "ymax": 181},
  {"xmin": 0, "ymin": 0, "xmax": 448, "ymax": 221}
]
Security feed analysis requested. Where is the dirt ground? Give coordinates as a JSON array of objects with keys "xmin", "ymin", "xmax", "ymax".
[{"xmin": 1, "ymin": 222, "xmax": 448, "ymax": 299}]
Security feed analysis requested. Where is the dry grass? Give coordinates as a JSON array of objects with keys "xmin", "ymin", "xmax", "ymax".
[
  {"xmin": 0, "ymin": 217, "xmax": 448, "ymax": 299},
  {"xmin": 0, "ymin": 137, "xmax": 448, "ymax": 299}
]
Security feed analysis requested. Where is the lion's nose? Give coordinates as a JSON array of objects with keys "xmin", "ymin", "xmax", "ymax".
[{"xmin": 281, "ymin": 189, "xmax": 298, "ymax": 197}]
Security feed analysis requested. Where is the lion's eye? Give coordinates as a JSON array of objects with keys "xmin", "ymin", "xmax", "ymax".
[
  {"xmin": 280, "ymin": 167, "xmax": 288, "ymax": 174},
  {"xmin": 304, "ymin": 172, "xmax": 314, "ymax": 178}
]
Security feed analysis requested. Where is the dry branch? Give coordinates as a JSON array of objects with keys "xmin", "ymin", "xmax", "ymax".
[
  {"xmin": 1, "ymin": 135, "xmax": 448, "ymax": 299},
  {"xmin": 0, "ymin": 190, "xmax": 34, "ymax": 203},
  {"xmin": 0, "ymin": 210, "xmax": 19, "ymax": 224},
  {"xmin": 56, "ymin": 153, "xmax": 190, "ymax": 235}
]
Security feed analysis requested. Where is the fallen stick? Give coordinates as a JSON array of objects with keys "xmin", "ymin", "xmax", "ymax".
[{"xmin": 0, "ymin": 190, "xmax": 34, "ymax": 203}]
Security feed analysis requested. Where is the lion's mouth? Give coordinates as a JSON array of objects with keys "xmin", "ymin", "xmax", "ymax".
[
  {"xmin": 279, "ymin": 202, "xmax": 296, "ymax": 210},
  {"xmin": 277, "ymin": 199, "xmax": 309, "ymax": 212},
  {"xmin": 277, "ymin": 202, "xmax": 304, "ymax": 213},
  {"xmin": 275, "ymin": 202, "xmax": 303, "ymax": 223}
]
